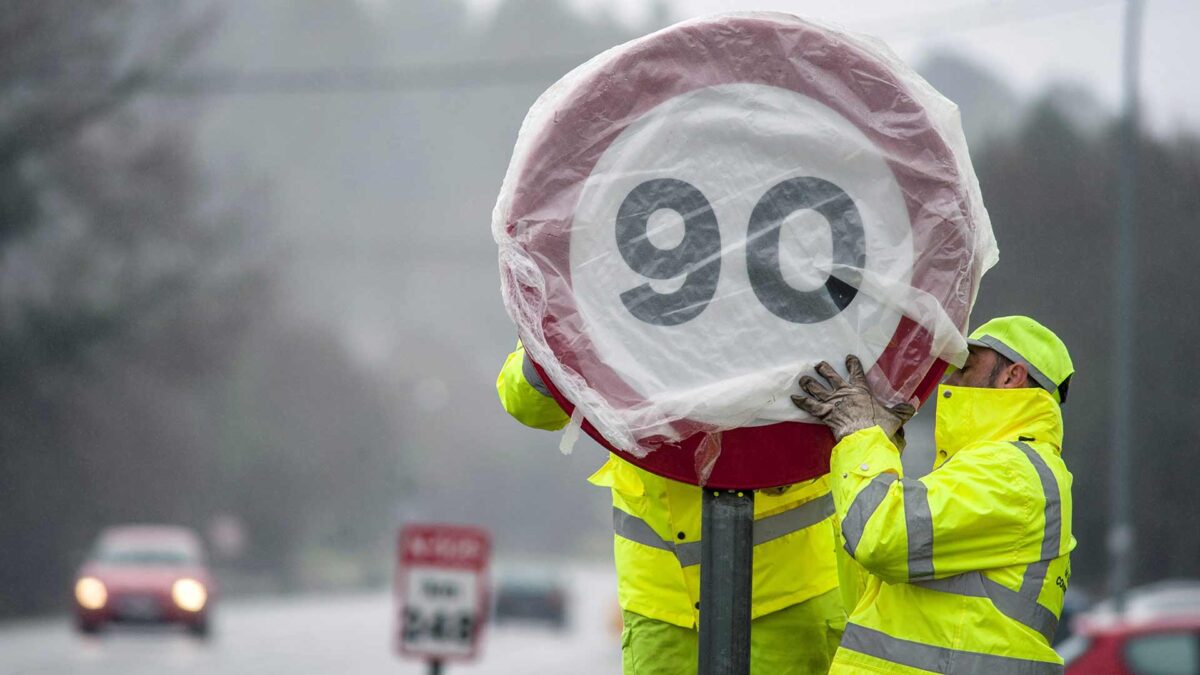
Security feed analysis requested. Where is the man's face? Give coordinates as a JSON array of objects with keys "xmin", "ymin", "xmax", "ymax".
[{"xmin": 944, "ymin": 346, "xmax": 1022, "ymax": 389}]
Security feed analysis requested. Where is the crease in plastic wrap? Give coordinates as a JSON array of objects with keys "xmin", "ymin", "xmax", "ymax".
[{"xmin": 493, "ymin": 12, "xmax": 997, "ymax": 457}]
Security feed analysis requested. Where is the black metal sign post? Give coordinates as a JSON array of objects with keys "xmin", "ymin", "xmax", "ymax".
[{"xmin": 698, "ymin": 489, "xmax": 755, "ymax": 675}]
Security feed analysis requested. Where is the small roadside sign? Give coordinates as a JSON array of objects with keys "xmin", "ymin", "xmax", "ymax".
[{"xmin": 396, "ymin": 524, "xmax": 491, "ymax": 666}]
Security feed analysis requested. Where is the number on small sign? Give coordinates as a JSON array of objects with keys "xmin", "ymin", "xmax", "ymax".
[{"xmin": 403, "ymin": 608, "xmax": 474, "ymax": 645}]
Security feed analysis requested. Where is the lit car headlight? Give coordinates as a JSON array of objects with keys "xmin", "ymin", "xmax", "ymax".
[
  {"xmin": 75, "ymin": 577, "xmax": 108, "ymax": 610},
  {"xmin": 171, "ymin": 578, "xmax": 208, "ymax": 612}
]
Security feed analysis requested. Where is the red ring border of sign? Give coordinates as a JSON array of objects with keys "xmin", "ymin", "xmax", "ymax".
[
  {"xmin": 530, "ymin": 353, "xmax": 946, "ymax": 490},
  {"xmin": 505, "ymin": 15, "xmax": 975, "ymax": 488}
]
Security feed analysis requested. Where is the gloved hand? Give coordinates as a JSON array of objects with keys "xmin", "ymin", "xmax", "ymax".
[{"xmin": 791, "ymin": 355, "xmax": 916, "ymax": 444}]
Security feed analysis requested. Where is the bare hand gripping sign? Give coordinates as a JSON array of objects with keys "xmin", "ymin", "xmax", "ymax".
[{"xmin": 493, "ymin": 12, "xmax": 997, "ymax": 489}]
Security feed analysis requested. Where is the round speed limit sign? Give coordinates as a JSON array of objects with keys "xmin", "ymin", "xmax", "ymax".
[{"xmin": 494, "ymin": 13, "xmax": 995, "ymax": 488}]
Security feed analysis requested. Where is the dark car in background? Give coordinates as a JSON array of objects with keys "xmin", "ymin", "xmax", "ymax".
[
  {"xmin": 1061, "ymin": 580, "xmax": 1200, "ymax": 674},
  {"xmin": 492, "ymin": 569, "xmax": 568, "ymax": 630},
  {"xmin": 73, "ymin": 525, "xmax": 214, "ymax": 637}
]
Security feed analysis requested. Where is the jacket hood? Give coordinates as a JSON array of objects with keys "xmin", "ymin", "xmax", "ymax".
[{"xmin": 933, "ymin": 385, "xmax": 1063, "ymax": 467}]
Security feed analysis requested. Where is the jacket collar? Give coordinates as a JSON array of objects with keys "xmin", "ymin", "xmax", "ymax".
[{"xmin": 933, "ymin": 385, "xmax": 1063, "ymax": 467}]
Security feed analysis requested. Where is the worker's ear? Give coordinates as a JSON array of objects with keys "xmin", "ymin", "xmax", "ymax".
[{"xmin": 999, "ymin": 362, "xmax": 1030, "ymax": 389}]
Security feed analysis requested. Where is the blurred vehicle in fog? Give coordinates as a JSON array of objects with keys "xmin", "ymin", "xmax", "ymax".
[
  {"xmin": 1061, "ymin": 580, "xmax": 1200, "ymax": 673},
  {"xmin": 73, "ymin": 525, "xmax": 214, "ymax": 638},
  {"xmin": 492, "ymin": 568, "xmax": 567, "ymax": 630}
]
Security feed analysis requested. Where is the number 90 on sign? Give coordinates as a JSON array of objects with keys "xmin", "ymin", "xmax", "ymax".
[{"xmin": 616, "ymin": 176, "xmax": 865, "ymax": 326}]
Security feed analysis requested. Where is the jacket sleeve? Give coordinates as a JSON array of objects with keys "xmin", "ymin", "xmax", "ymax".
[
  {"xmin": 829, "ymin": 426, "xmax": 1046, "ymax": 584},
  {"xmin": 496, "ymin": 343, "xmax": 570, "ymax": 431}
]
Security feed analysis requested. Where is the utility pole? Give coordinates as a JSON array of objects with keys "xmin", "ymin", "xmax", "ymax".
[{"xmin": 1109, "ymin": 0, "xmax": 1143, "ymax": 613}]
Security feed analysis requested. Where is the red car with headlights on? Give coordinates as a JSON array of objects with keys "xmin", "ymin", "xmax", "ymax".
[{"xmin": 74, "ymin": 525, "xmax": 214, "ymax": 637}]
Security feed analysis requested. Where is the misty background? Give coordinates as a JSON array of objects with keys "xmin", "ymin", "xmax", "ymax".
[{"xmin": 2, "ymin": 0, "xmax": 1198, "ymax": 622}]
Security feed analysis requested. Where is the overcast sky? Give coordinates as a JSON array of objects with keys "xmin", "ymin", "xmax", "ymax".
[{"xmin": 465, "ymin": 0, "xmax": 1200, "ymax": 135}]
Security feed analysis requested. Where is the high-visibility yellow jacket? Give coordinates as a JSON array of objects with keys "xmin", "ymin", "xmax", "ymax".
[
  {"xmin": 497, "ymin": 344, "xmax": 840, "ymax": 628},
  {"xmin": 828, "ymin": 384, "xmax": 1074, "ymax": 674}
]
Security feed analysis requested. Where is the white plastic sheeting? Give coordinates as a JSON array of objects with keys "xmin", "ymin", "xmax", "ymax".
[{"xmin": 493, "ymin": 12, "xmax": 997, "ymax": 456}]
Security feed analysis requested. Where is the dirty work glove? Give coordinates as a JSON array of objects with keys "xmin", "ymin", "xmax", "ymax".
[{"xmin": 791, "ymin": 355, "xmax": 916, "ymax": 443}]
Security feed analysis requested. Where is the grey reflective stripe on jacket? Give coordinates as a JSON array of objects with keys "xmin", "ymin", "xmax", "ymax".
[
  {"xmin": 1014, "ymin": 441, "xmax": 1063, "ymax": 599},
  {"xmin": 842, "ymin": 473, "xmax": 896, "ymax": 557},
  {"xmin": 914, "ymin": 441, "xmax": 1064, "ymax": 642},
  {"xmin": 903, "ymin": 479, "xmax": 934, "ymax": 581},
  {"xmin": 913, "ymin": 572, "xmax": 1059, "ymax": 643},
  {"xmin": 841, "ymin": 623, "xmax": 1063, "ymax": 674},
  {"xmin": 840, "ymin": 472, "xmax": 934, "ymax": 581},
  {"xmin": 612, "ymin": 493, "xmax": 833, "ymax": 568},
  {"xmin": 521, "ymin": 352, "xmax": 552, "ymax": 397},
  {"xmin": 613, "ymin": 508, "xmax": 703, "ymax": 566}
]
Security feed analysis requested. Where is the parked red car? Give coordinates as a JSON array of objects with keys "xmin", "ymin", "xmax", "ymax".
[
  {"xmin": 73, "ymin": 525, "xmax": 214, "ymax": 637},
  {"xmin": 1062, "ymin": 581, "xmax": 1200, "ymax": 674}
]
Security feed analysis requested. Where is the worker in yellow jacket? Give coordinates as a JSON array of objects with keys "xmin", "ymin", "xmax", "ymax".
[
  {"xmin": 793, "ymin": 316, "xmax": 1075, "ymax": 674},
  {"xmin": 498, "ymin": 344, "xmax": 846, "ymax": 674}
]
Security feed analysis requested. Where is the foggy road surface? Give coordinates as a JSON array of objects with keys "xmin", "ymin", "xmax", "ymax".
[{"xmin": 0, "ymin": 564, "xmax": 621, "ymax": 675}]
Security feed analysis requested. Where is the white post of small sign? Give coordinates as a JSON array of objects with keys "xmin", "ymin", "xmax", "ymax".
[{"xmin": 396, "ymin": 524, "xmax": 491, "ymax": 673}]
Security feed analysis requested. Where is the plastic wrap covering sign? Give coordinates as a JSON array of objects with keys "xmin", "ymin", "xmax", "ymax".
[{"xmin": 493, "ymin": 13, "xmax": 997, "ymax": 489}]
